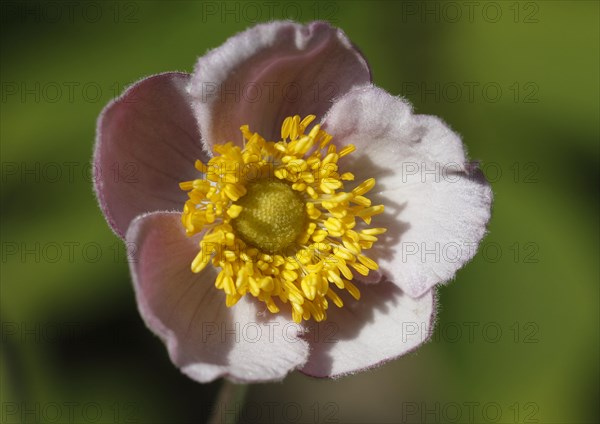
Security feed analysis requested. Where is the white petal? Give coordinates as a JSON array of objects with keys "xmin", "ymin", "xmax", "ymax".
[
  {"xmin": 323, "ymin": 86, "xmax": 493, "ymax": 297},
  {"xmin": 127, "ymin": 212, "xmax": 309, "ymax": 383},
  {"xmin": 93, "ymin": 72, "xmax": 204, "ymax": 238},
  {"xmin": 188, "ymin": 21, "xmax": 371, "ymax": 147},
  {"xmin": 301, "ymin": 282, "xmax": 435, "ymax": 378}
]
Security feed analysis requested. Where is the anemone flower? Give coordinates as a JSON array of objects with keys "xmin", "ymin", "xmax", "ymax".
[{"xmin": 94, "ymin": 21, "xmax": 492, "ymax": 382}]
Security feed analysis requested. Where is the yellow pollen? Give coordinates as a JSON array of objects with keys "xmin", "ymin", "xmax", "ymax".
[
  {"xmin": 179, "ymin": 114, "xmax": 386, "ymax": 323},
  {"xmin": 232, "ymin": 179, "xmax": 306, "ymax": 252}
]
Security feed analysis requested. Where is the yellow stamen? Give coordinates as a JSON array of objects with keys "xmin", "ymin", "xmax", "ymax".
[{"xmin": 179, "ymin": 115, "xmax": 386, "ymax": 323}]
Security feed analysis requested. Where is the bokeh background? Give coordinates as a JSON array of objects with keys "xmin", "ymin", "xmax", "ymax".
[{"xmin": 1, "ymin": 1, "xmax": 598, "ymax": 423}]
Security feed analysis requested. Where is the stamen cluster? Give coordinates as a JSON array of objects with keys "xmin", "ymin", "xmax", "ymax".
[{"xmin": 180, "ymin": 115, "xmax": 385, "ymax": 323}]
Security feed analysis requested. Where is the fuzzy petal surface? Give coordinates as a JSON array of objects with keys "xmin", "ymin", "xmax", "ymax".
[
  {"xmin": 127, "ymin": 211, "xmax": 310, "ymax": 383},
  {"xmin": 188, "ymin": 21, "xmax": 371, "ymax": 148},
  {"xmin": 322, "ymin": 86, "xmax": 493, "ymax": 297},
  {"xmin": 94, "ymin": 72, "xmax": 205, "ymax": 238},
  {"xmin": 301, "ymin": 282, "xmax": 435, "ymax": 378}
]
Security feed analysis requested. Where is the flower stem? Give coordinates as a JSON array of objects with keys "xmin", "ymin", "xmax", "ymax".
[{"xmin": 208, "ymin": 381, "xmax": 249, "ymax": 424}]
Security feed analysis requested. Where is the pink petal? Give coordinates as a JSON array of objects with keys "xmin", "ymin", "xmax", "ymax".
[
  {"xmin": 301, "ymin": 282, "xmax": 435, "ymax": 378},
  {"xmin": 322, "ymin": 86, "xmax": 493, "ymax": 297},
  {"xmin": 94, "ymin": 72, "xmax": 207, "ymax": 238},
  {"xmin": 188, "ymin": 21, "xmax": 371, "ymax": 147},
  {"xmin": 127, "ymin": 211, "xmax": 309, "ymax": 383}
]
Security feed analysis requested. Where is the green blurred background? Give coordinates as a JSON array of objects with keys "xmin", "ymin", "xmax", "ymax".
[{"xmin": 1, "ymin": 1, "xmax": 598, "ymax": 423}]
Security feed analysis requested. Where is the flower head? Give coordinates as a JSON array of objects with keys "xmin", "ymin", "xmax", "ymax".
[{"xmin": 94, "ymin": 21, "xmax": 492, "ymax": 382}]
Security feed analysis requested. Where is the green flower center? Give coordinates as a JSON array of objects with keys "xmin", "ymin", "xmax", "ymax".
[{"xmin": 232, "ymin": 179, "xmax": 306, "ymax": 252}]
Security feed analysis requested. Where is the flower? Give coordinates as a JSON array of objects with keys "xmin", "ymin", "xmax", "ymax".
[{"xmin": 94, "ymin": 21, "xmax": 492, "ymax": 383}]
